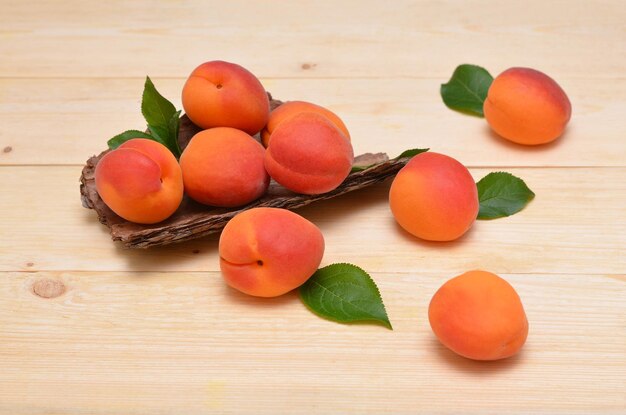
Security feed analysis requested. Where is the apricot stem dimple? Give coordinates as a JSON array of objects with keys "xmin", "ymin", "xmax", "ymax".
[
  {"xmin": 256, "ymin": 260, "xmax": 264, "ymax": 266},
  {"xmin": 216, "ymin": 84, "xmax": 223, "ymax": 89}
]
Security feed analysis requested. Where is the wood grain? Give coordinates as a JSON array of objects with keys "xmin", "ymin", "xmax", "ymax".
[
  {"xmin": 1, "ymin": 1, "xmax": 624, "ymax": 79},
  {"xmin": 0, "ymin": 78, "xmax": 624, "ymax": 167},
  {"xmin": 1, "ymin": 271, "xmax": 624, "ymax": 414},
  {"xmin": 1, "ymin": 166, "xmax": 624, "ymax": 274},
  {"xmin": 80, "ymin": 149, "xmax": 407, "ymax": 248},
  {"xmin": 1, "ymin": 0, "xmax": 625, "ymax": 413}
]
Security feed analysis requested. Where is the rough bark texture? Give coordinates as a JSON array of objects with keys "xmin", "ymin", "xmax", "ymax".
[{"xmin": 80, "ymin": 97, "xmax": 412, "ymax": 248}]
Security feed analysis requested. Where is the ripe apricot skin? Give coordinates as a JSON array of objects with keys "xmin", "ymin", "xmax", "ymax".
[
  {"xmin": 219, "ymin": 207, "xmax": 325, "ymax": 297},
  {"xmin": 484, "ymin": 67, "xmax": 572, "ymax": 145},
  {"xmin": 429, "ymin": 270, "xmax": 529, "ymax": 361},
  {"xmin": 179, "ymin": 127, "xmax": 269, "ymax": 208},
  {"xmin": 261, "ymin": 100, "xmax": 351, "ymax": 147},
  {"xmin": 264, "ymin": 112, "xmax": 354, "ymax": 195},
  {"xmin": 181, "ymin": 60, "xmax": 270, "ymax": 135},
  {"xmin": 94, "ymin": 138, "xmax": 184, "ymax": 224},
  {"xmin": 389, "ymin": 152, "xmax": 478, "ymax": 241}
]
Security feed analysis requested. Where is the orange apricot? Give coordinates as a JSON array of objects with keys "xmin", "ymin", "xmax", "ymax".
[
  {"xmin": 179, "ymin": 127, "xmax": 269, "ymax": 207},
  {"xmin": 484, "ymin": 67, "xmax": 572, "ymax": 145},
  {"xmin": 181, "ymin": 60, "xmax": 270, "ymax": 135},
  {"xmin": 219, "ymin": 207, "xmax": 325, "ymax": 297},
  {"xmin": 389, "ymin": 152, "xmax": 478, "ymax": 241},
  {"xmin": 429, "ymin": 270, "xmax": 529, "ymax": 361},
  {"xmin": 264, "ymin": 112, "xmax": 354, "ymax": 195},
  {"xmin": 261, "ymin": 100, "xmax": 351, "ymax": 147},
  {"xmin": 94, "ymin": 138, "xmax": 183, "ymax": 224}
]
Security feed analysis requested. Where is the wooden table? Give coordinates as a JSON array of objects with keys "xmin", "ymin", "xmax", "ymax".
[{"xmin": 1, "ymin": 1, "xmax": 624, "ymax": 413}]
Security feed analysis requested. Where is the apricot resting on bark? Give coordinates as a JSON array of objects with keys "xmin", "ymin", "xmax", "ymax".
[
  {"xmin": 95, "ymin": 138, "xmax": 184, "ymax": 224},
  {"xmin": 261, "ymin": 100, "xmax": 351, "ymax": 147},
  {"xmin": 264, "ymin": 112, "xmax": 354, "ymax": 195},
  {"xmin": 182, "ymin": 60, "xmax": 270, "ymax": 135},
  {"xmin": 219, "ymin": 207, "xmax": 325, "ymax": 297},
  {"xmin": 429, "ymin": 270, "xmax": 528, "ymax": 361},
  {"xmin": 180, "ymin": 127, "xmax": 269, "ymax": 208},
  {"xmin": 484, "ymin": 67, "xmax": 571, "ymax": 145},
  {"xmin": 389, "ymin": 152, "xmax": 478, "ymax": 241}
]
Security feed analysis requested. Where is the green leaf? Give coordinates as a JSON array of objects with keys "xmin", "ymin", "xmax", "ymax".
[
  {"xmin": 477, "ymin": 172, "xmax": 535, "ymax": 219},
  {"xmin": 350, "ymin": 165, "xmax": 367, "ymax": 173},
  {"xmin": 147, "ymin": 121, "xmax": 181, "ymax": 158},
  {"xmin": 168, "ymin": 110, "xmax": 182, "ymax": 156},
  {"xmin": 107, "ymin": 130, "xmax": 154, "ymax": 150},
  {"xmin": 147, "ymin": 124, "xmax": 172, "ymax": 146},
  {"xmin": 299, "ymin": 263, "xmax": 392, "ymax": 329},
  {"xmin": 393, "ymin": 148, "xmax": 429, "ymax": 160},
  {"xmin": 350, "ymin": 148, "xmax": 429, "ymax": 173},
  {"xmin": 350, "ymin": 165, "xmax": 368, "ymax": 173},
  {"xmin": 440, "ymin": 64, "xmax": 493, "ymax": 117},
  {"xmin": 142, "ymin": 76, "xmax": 177, "ymax": 127},
  {"xmin": 141, "ymin": 76, "xmax": 181, "ymax": 157}
]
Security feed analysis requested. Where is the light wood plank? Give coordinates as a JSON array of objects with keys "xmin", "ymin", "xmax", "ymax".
[
  {"xmin": 1, "ymin": 1, "xmax": 624, "ymax": 78},
  {"xmin": 0, "ymin": 78, "xmax": 624, "ymax": 166},
  {"xmin": 1, "ymin": 271, "xmax": 624, "ymax": 414},
  {"xmin": 1, "ymin": 1, "xmax": 625, "ymax": 413},
  {"xmin": 1, "ymin": 166, "xmax": 624, "ymax": 274}
]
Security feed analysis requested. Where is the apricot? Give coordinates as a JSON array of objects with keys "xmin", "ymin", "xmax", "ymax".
[
  {"xmin": 219, "ymin": 207, "xmax": 325, "ymax": 297},
  {"xmin": 179, "ymin": 127, "xmax": 269, "ymax": 207},
  {"xmin": 181, "ymin": 60, "xmax": 270, "ymax": 135},
  {"xmin": 484, "ymin": 67, "xmax": 572, "ymax": 145},
  {"xmin": 389, "ymin": 152, "xmax": 478, "ymax": 241},
  {"xmin": 264, "ymin": 113, "xmax": 354, "ymax": 195},
  {"xmin": 94, "ymin": 138, "xmax": 183, "ymax": 224},
  {"xmin": 261, "ymin": 100, "xmax": 351, "ymax": 147},
  {"xmin": 429, "ymin": 270, "xmax": 529, "ymax": 361}
]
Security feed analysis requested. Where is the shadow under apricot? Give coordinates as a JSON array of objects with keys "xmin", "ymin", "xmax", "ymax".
[
  {"xmin": 100, "ymin": 178, "xmax": 395, "ymax": 273},
  {"xmin": 390, "ymin": 217, "xmax": 478, "ymax": 251},
  {"xmin": 484, "ymin": 124, "xmax": 569, "ymax": 153},
  {"xmin": 222, "ymin": 284, "xmax": 301, "ymax": 309},
  {"xmin": 430, "ymin": 337, "xmax": 525, "ymax": 374},
  {"xmin": 120, "ymin": 233, "xmax": 221, "ymax": 272},
  {"xmin": 296, "ymin": 180, "xmax": 392, "ymax": 224}
]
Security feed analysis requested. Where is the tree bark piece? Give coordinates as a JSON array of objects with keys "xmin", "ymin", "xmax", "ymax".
[{"xmin": 79, "ymin": 99, "xmax": 412, "ymax": 249}]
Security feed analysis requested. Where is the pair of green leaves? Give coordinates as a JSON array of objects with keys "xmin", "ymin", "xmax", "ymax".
[
  {"xmin": 108, "ymin": 77, "xmax": 182, "ymax": 157},
  {"xmin": 439, "ymin": 66, "xmax": 537, "ymax": 217},
  {"xmin": 299, "ymin": 177, "xmax": 534, "ymax": 330},
  {"xmin": 301, "ymin": 152, "xmax": 534, "ymax": 329},
  {"xmin": 300, "ymin": 157, "xmax": 534, "ymax": 330}
]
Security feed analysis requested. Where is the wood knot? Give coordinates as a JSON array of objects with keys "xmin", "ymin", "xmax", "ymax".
[
  {"xmin": 301, "ymin": 63, "xmax": 316, "ymax": 70},
  {"xmin": 32, "ymin": 279, "xmax": 66, "ymax": 299},
  {"xmin": 3, "ymin": 146, "xmax": 12, "ymax": 153}
]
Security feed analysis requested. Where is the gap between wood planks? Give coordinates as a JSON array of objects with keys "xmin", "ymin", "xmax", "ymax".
[
  {"xmin": 0, "ymin": 75, "xmax": 625, "ymax": 81},
  {"xmin": 5, "ymin": 270, "xmax": 625, "ymax": 278}
]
